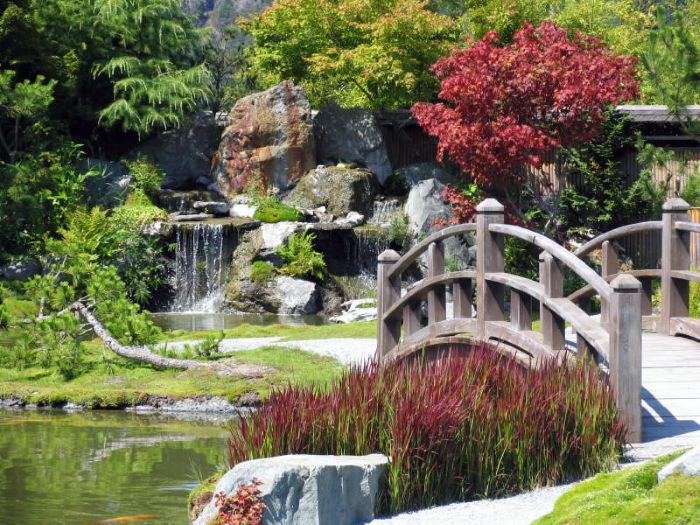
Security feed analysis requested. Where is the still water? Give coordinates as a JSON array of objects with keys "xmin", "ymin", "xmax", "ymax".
[
  {"xmin": 0, "ymin": 409, "xmax": 229, "ymax": 525},
  {"xmin": 150, "ymin": 312, "xmax": 327, "ymax": 332}
]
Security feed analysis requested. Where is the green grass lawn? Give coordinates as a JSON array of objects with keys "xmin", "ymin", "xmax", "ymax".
[
  {"xmin": 0, "ymin": 341, "xmax": 345, "ymax": 408},
  {"xmin": 534, "ymin": 450, "xmax": 700, "ymax": 524}
]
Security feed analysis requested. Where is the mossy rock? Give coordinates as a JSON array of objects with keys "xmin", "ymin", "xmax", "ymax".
[
  {"xmin": 252, "ymin": 198, "xmax": 303, "ymax": 223},
  {"xmin": 284, "ymin": 166, "xmax": 379, "ymax": 217}
]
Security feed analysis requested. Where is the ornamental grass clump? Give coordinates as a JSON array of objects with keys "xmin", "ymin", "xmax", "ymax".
[{"xmin": 228, "ymin": 346, "xmax": 626, "ymax": 515}]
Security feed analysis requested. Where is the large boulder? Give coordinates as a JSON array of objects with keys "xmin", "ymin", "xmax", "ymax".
[
  {"xmin": 405, "ymin": 178, "xmax": 452, "ymax": 235},
  {"xmin": 192, "ymin": 454, "xmax": 388, "ymax": 525},
  {"xmin": 80, "ymin": 158, "xmax": 131, "ymax": 208},
  {"xmin": 214, "ymin": 81, "xmax": 316, "ymax": 200},
  {"xmin": 284, "ymin": 166, "xmax": 378, "ymax": 217},
  {"xmin": 405, "ymin": 178, "xmax": 474, "ymax": 269},
  {"xmin": 0, "ymin": 258, "xmax": 41, "ymax": 281},
  {"xmin": 133, "ymin": 110, "xmax": 221, "ymax": 190},
  {"xmin": 275, "ymin": 276, "xmax": 321, "ymax": 314},
  {"xmin": 314, "ymin": 104, "xmax": 392, "ymax": 184},
  {"xmin": 396, "ymin": 162, "xmax": 458, "ymax": 187}
]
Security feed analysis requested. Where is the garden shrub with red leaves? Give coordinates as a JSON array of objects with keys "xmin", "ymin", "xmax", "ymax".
[
  {"xmin": 228, "ymin": 346, "xmax": 626, "ymax": 515},
  {"xmin": 215, "ymin": 478, "xmax": 266, "ymax": 525}
]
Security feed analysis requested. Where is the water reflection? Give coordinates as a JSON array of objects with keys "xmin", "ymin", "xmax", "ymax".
[
  {"xmin": 150, "ymin": 312, "xmax": 327, "ymax": 332},
  {"xmin": 0, "ymin": 409, "xmax": 227, "ymax": 525}
]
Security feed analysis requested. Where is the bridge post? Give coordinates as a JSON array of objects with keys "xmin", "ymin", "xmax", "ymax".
[
  {"xmin": 539, "ymin": 252, "xmax": 566, "ymax": 351},
  {"xmin": 661, "ymin": 198, "xmax": 690, "ymax": 335},
  {"xmin": 427, "ymin": 242, "xmax": 446, "ymax": 324},
  {"xmin": 600, "ymin": 241, "xmax": 619, "ymax": 326},
  {"xmin": 609, "ymin": 274, "xmax": 642, "ymax": 443},
  {"xmin": 476, "ymin": 199, "xmax": 505, "ymax": 338},
  {"xmin": 377, "ymin": 249, "xmax": 401, "ymax": 363}
]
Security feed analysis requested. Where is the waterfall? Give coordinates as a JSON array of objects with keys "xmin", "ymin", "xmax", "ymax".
[
  {"xmin": 350, "ymin": 227, "xmax": 391, "ymax": 275},
  {"xmin": 173, "ymin": 222, "xmax": 236, "ymax": 312},
  {"xmin": 369, "ymin": 199, "xmax": 401, "ymax": 225}
]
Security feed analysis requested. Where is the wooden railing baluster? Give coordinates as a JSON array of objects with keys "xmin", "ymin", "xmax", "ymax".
[
  {"xmin": 427, "ymin": 242, "xmax": 446, "ymax": 324},
  {"xmin": 609, "ymin": 274, "xmax": 642, "ymax": 442},
  {"xmin": 453, "ymin": 279, "xmax": 472, "ymax": 319},
  {"xmin": 403, "ymin": 303, "xmax": 421, "ymax": 337},
  {"xmin": 476, "ymin": 199, "xmax": 505, "ymax": 338},
  {"xmin": 510, "ymin": 289, "xmax": 532, "ymax": 331},
  {"xmin": 601, "ymin": 240, "xmax": 619, "ymax": 325},
  {"xmin": 377, "ymin": 249, "xmax": 401, "ymax": 363},
  {"xmin": 539, "ymin": 251, "xmax": 565, "ymax": 351},
  {"xmin": 661, "ymin": 198, "xmax": 691, "ymax": 335}
]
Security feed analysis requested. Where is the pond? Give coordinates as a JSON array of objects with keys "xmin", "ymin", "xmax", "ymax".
[
  {"xmin": 0, "ymin": 409, "xmax": 229, "ymax": 525},
  {"xmin": 150, "ymin": 312, "xmax": 327, "ymax": 332}
]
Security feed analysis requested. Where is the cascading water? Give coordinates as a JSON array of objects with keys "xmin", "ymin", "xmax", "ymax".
[
  {"xmin": 369, "ymin": 199, "xmax": 401, "ymax": 225},
  {"xmin": 172, "ymin": 222, "xmax": 236, "ymax": 312}
]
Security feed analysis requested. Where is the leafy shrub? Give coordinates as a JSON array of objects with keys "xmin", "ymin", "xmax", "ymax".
[
  {"xmin": 387, "ymin": 215, "xmax": 411, "ymax": 250},
  {"xmin": 251, "ymin": 261, "xmax": 276, "ymax": 283},
  {"xmin": 111, "ymin": 203, "xmax": 168, "ymax": 231},
  {"xmin": 277, "ymin": 231, "xmax": 326, "ymax": 280},
  {"xmin": 228, "ymin": 347, "xmax": 625, "ymax": 515},
  {"xmin": 125, "ymin": 156, "xmax": 165, "ymax": 201},
  {"xmin": 253, "ymin": 198, "xmax": 303, "ymax": 223},
  {"xmin": 215, "ymin": 478, "xmax": 266, "ymax": 525},
  {"xmin": 682, "ymin": 169, "xmax": 700, "ymax": 207}
]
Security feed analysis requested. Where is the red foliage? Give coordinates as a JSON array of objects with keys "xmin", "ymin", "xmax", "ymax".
[
  {"xmin": 435, "ymin": 185, "xmax": 525, "ymax": 226},
  {"xmin": 412, "ymin": 21, "xmax": 639, "ymax": 186},
  {"xmin": 215, "ymin": 478, "xmax": 266, "ymax": 525}
]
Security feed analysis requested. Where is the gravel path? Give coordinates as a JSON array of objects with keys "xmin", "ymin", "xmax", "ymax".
[
  {"xmin": 368, "ymin": 483, "xmax": 575, "ymax": 525},
  {"xmin": 158, "ymin": 337, "xmax": 376, "ymax": 366}
]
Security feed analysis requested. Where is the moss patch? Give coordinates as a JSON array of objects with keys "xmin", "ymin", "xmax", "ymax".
[
  {"xmin": 188, "ymin": 470, "xmax": 225, "ymax": 521},
  {"xmin": 534, "ymin": 450, "xmax": 698, "ymax": 525},
  {"xmin": 252, "ymin": 198, "xmax": 303, "ymax": 223}
]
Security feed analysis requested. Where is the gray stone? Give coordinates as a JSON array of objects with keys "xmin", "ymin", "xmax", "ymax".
[
  {"xmin": 405, "ymin": 178, "xmax": 451, "ymax": 235},
  {"xmin": 0, "ymin": 258, "xmax": 41, "ymax": 281},
  {"xmin": 658, "ymin": 445, "xmax": 700, "ymax": 482},
  {"xmin": 314, "ymin": 103, "xmax": 392, "ymax": 183},
  {"xmin": 193, "ymin": 454, "xmax": 388, "ymax": 525},
  {"xmin": 193, "ymin": 201, "xmax": 230, "ymax": 216},
  {"xmin": 334, "ymin": 211, "xmax": 365, "ymax": 228},
  {"xmin": 285, "ymin": 166, "xmax": 379, "ymax": 217},
  {"xmin": 142, "ymin": 220, "xmax": 174, "ymax": 238},
  {"xmin": 157, "ymin": 189, "xmax": 225, "ymax": 214},
  {"xmin": 230, "ymin": 203, "xmax": 258, "ymax": 218},
  {"xmin": 260, "ymin": 223, "xmax": 304, "ymax": 257},
  {"xmin": 396, "ymin": 162, "xmax": 457, "ymax": 187},
  {"xmin": 132, "ymin": 110, "xmax": 221, "ymax": 190},
  {"xmin": 172, "ymin": 213, "xmax": 213, "ymax": 222},
  {"xmin": 214, "ymin": 81, "xmax": 316, "ymax": 200},
  {"xmin": 330, "ymin": 299, "xmax": 378, "ymax": 324},
  {"xmin": 275, "ymin": 276, "xmax": 321, "ymax": 315},
  {"xmin": 80, "ymin": 158, "xmax": 131, "ymax": 208}
]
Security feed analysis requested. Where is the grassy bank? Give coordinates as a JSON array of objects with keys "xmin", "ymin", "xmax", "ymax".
[
  {"xmin": 0, "ymin": 340, "xmax": 346, "ymax": 408},
  {"xmin": 535, "ymin": 449, "xmax": 699, "ymax": 524}
]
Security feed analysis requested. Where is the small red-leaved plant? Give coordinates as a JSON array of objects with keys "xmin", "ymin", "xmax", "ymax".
[{"xmin": 215, "ymin": 478, "xmax": 266, "ymax": 525}]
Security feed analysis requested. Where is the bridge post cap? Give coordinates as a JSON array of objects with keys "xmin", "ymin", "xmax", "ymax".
[
  {"xmin": 538, "ymin": 250, "xmax": 552, "ymax": 261},
  {"xmin": 476, "ymin": 198, "xmax": 504, "ymax": 213},
  {"xmin": 610, "ymin": 274, "xmax": 642, "ymax": 291},
  {"xmin": 378, "ymin": 249, "xmax": 401, "ymax": 262},
  {"xmin": 662, "ymin": 198, "xmax": 690, "ymax": 212}
]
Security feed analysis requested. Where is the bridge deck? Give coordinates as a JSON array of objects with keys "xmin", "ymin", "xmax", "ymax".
[{"xmin": 636, "ymin": 332, "xmax": 700, "ymax": 454}]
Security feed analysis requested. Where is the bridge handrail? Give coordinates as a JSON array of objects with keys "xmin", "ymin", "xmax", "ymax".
[
  {"xmin": 574, "ymin": 221, "xmax": 662, "ymax": 257},
  {"xmin": 488, "ymin": 223, "xmax": 612, "ymax": 302},
  {"xmin": 675, "ymin": 221, "xmax": 700, "ymax": 234},
  {"xmin": 388, "ymin": 223, "xmax": 477, "ymax": 279}
]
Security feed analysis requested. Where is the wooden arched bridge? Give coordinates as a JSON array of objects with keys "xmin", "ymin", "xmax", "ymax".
[{"xmin": 376, "ymin": 198, "xmax": 700, "ymax": 444}]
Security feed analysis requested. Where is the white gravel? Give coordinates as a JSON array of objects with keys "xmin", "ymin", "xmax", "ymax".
[
  {"xmin": 158, "ymin": 337, "xmax": 377, "ymax": 366},
  {"xmin": 368, "ymin": 483, "xmax": 575, "ymax": 525}
]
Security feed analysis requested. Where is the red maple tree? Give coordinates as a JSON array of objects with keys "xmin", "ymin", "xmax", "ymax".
[{"xmin": 412, "ymin": 21, "xmax": 639, "ymax": 190}]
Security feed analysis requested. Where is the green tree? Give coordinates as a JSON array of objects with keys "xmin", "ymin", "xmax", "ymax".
[{"xmin": 245, "ymin": 0, "xmax": 458, "ymax": 109}]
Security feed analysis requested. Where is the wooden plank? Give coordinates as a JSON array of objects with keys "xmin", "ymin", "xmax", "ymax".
[
  {"xmin": 427, "ymin": 241, "xmax": 446, "ymax": 325},
  {"xmin": 574, "ymin": 221, "xmax": 662, "ymax": 256},
  {"xmin": 641, "ymin": 398, "xmax": 700, "ymax": 417},
  {"xmin": 642, "ymin": 367, "xmax": 700, "ymax": 381}
]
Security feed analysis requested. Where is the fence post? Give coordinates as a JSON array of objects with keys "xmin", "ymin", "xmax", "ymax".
[
  {"xmin": 539, "ymin": 252, "xmax": 565, "ymax": 351},
  {"xmin": 377, "ymin": 249, "xmax": 401, "ymax": 363},
  {"xmin": 476, "ymin": 199, "xmax": 505, "ymax": 338},
  {"xmin": 600, "ymin": 240, "xmax": 619, "ymax": 326},
  {"xmin": 609, "ymin": 274, "xmax": 642, "ymax": 443},
  {"xmin": 661, "ymin": 198, "xmax": 690, "ymax": 335},
  {"xmin": 427, "ymin": 241, "xmax": 446, "ymax": 324}
]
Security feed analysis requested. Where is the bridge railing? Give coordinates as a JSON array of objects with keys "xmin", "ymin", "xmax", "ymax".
[
  {"xmin": 570, "ymin": 198, "xmax": 700, "ymax": 340},
  {"xmin": 377, "ymin": 198, "xmax": 643, "ymax": 441}
]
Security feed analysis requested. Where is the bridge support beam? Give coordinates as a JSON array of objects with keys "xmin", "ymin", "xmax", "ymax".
[
  {"xmin": 540, "ymin": 252, "xmax": 565, "ymax": 352},
  {"xmin": 609, "ymin": 274, "xmax": 642, "ymax": 443},
  {"xmin": 661, "ymin": 198, "xmax": 690, "ymax": 335},
  {"xmin": 377, "ymin": 250, "xmax": 401, "ymax": 363},
  {"xmin": 476, "ymin": 199, "xmax": 505, "ymax": 338},
  {"xmin": 600, "ymin": 241, "xmax": 619, "ymax": 326}
]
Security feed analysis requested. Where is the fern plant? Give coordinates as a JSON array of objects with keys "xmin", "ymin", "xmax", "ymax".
[{"xmin": 277, "ymin": 231, "xmax": 326, "ymax": 281}]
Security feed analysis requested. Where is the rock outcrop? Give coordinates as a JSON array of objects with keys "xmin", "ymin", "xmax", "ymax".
[
  {"xmin": 192, "ymin": 454, "xmax": 388, "ymax": 525},
  {"xmin": 285, "ymin": 166, "xmax": 378, "ymax": 217},
  {"xmin": 134, "ymin": 110, "xmax": 221, "ymax": 190},
  {"xmin": 0, "ymin": 258, "xmax": 41, "ymax": 281},
  {"xmin": 658, "ymin": 445, "xmax": 700, "ymax": 482},
  {"xmin": 314, "ymin": 104, "xmax": 392, "ymax": 184},
  {"xmin": 214, "ymin": 81, "xmax": 316, "ymax": 200}
]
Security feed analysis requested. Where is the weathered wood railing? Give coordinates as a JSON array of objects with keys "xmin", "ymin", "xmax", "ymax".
[
  {"xmin": 570, "ymin": 198, "xmax": 700, "ymax": 340},
  {"xmin": 377, "ymin": 199, "xmax": 645, "ymax": 441}
]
